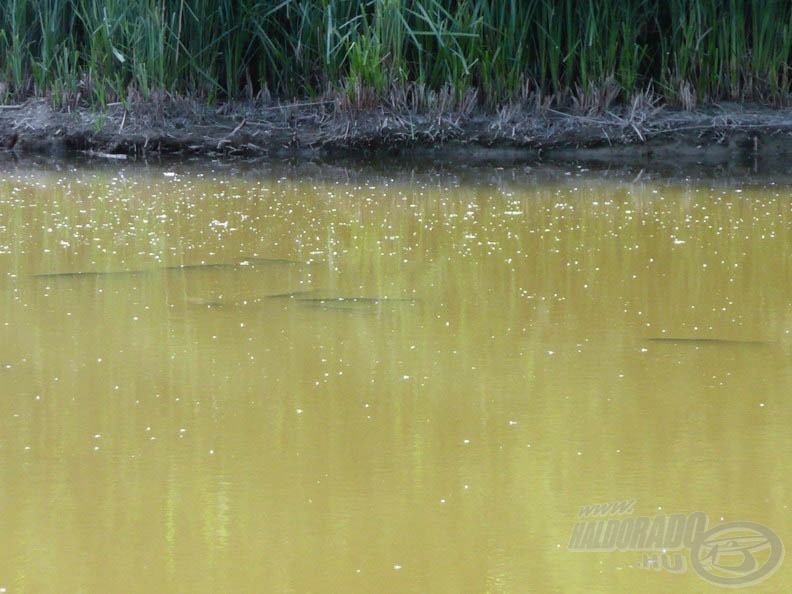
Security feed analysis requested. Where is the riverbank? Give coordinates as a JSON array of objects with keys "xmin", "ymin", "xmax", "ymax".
[{"xmin": 2, "ymin": 98, "xmax": 792, "ymax": 172}]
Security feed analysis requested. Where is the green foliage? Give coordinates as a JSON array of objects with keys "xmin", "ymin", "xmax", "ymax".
[{"xmin": 0, "ymin": 0, "xmax": 790, "ymax": 109}]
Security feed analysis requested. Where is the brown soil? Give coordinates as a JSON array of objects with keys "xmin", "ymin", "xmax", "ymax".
[{"xmin": 2, "ymin": 97, "xmax": 792, "ymax": 172}]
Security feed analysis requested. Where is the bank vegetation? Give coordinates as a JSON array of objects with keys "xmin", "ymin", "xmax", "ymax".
[{"xmin": 1, "ymin": 0, "xmax": 791, "ymax": 114}]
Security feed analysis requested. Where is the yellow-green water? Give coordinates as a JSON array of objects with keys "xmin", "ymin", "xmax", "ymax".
[{"xmin": 0, "ymin": 162, "xmax": 789, "ymax": 593}]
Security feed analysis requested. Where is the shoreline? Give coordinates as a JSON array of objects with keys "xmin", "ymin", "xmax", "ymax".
[{"xmin": 2, "ymin": 98, "xmax": 792, "ymax": 173}]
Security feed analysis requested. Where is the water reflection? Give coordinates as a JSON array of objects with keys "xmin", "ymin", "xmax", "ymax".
[{"xmin": 0, "ymin": 161, "xmax": 789, "ymax": 593}]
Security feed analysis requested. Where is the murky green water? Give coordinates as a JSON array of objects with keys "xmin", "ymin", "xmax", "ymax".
[{"xmin": 0, "ymin": 160, "xmax": 789, "ymax": 593}]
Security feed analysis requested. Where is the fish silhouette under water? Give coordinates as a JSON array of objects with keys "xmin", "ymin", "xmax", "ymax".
[
  {"xmin": 32, "ymin": 257, "xmax": 306, "ymax": 278},
  {"xmin": 647, "ymin": 337, "xmax": 773, "ymax": 346}
]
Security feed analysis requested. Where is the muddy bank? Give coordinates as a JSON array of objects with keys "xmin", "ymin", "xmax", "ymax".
[{"xmin": 2, "ymin": 98, "xmax": 792, "ymax": 172}]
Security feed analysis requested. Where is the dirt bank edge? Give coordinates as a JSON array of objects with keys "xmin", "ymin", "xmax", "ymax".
[{"xmin": 2, "ymin": 99, "xmax": 792, "ymax": 168}]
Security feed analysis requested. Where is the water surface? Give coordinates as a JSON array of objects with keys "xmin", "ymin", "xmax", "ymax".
[{"xmin": 0, "ymin": 161, "xmax": 789, "ymax": 593}]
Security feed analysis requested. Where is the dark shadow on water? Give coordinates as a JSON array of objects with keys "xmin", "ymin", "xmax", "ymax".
[{"xmin": 8, "ymin": 148, "xmax": 792, "ymax": 187}]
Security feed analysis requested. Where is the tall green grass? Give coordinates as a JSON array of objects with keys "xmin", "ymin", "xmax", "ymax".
[{"xmin": 1, "ymin": 0, "xmax": 791, "ymax": 109}]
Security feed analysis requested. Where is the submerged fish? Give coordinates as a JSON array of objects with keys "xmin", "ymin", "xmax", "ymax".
[
  {"xmin": 32, "ymin": 269, "xmax": 148, "ymax": 278},
  {"xmin": 295, "ymin": 296, "xmax": 420, "ymax": 309},
  {"xmin": 163, "ymin": 263, "xmax": 240, "ymax": 271},
  {"xmin": 296, "ymin": 296, "xmax": 418, "ymax": 303},
  {"xmin": 187, "ymin": 289, "xmax": 318, "ymax": 307},
  {"xmin": 265, "ymin": 289, "xmax": 319, "ymax": 299},
  {"xmin": 164, "ymin": 258, "xmax": 302, "ymax": 271},
  {"xmin": 647, "ymin": 337, "xmax": 772, "ymax": 345},
  {"xmin": 34, "ymin": 257, "xmax": 304, "ymax": 278},
  {"xmin": 185, "ymin": 296, "xmax": 226, "ymax": 307},
  {"xmin": 234, "ymin": 257, "xmax": 306, "ymax": 266}
]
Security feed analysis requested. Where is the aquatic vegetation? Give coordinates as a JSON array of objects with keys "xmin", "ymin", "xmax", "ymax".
[{"xmin": 1, "ymin": 1, "xmax": 790, "ymax": 108}]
